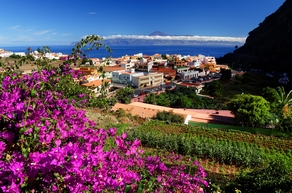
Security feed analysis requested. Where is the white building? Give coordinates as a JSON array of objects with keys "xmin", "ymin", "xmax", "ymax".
[
  {"xmin": 14, "ymin": 52, "xmax": 26, "ymax": 57},
  {"xmin": 112, "ymin": 69, "xmax": 144, "ymax": 84},
  {"xmin": 120, "ymin": 61, "xmax": 136, "ymax": 71},
  {"xmin": 0, "ymin": 51, "xmax": 13, "ymax": 57},
  {"xmin": 136, "ymin": 61, "xmax": 154, "ymax": 72},
  {"xmin": 179, "ymin": 70, "xmax": 200, "ymax": 80},
  {"xmin": 132, "ymin": 73, "xmax": 164, "ymax": 88}
]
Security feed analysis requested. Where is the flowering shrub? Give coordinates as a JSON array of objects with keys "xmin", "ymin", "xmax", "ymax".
[{"xmin": 0, "ymin": 70, "xmax": 208, "ymax": 192}]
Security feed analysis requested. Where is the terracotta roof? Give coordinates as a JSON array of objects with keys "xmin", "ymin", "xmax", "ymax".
[
  {"xmin": 103, "ymin": 66, "xmax": 124, "ymax": 72},
  {"xmin": 82, "ymin": 79, "xmax": 110, "ymax": 87},
  {"xmin": 179, "ymin": 82, "xmax": 202, "ymax": 87}
]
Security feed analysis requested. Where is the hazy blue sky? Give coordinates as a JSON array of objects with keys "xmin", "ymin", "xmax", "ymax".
[{"xmin": 0, "ymin": 0, "xmax": 285, "ymax": 46}]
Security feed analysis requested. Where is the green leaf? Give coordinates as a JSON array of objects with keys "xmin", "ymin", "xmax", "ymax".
[
  {"xmin": 30, "ymin": 89, "xmax": 37, "ymax": 98},
  {"xmin": 54, "ymin": 173, "xmax": 60, "ymax": 178},
  {"xmin": 22, "ymin": 148, "xmax": 29, "ymax": 158},
  {"xmin": 20, "ymin": 128, "xmax": 25, "ymax": 134},
  {"xmin": 137, "ymin": 182, "xmax": 143, "ymax": 193},
  {"xmin": 20, "ymin": 183, "xmax": 27, "ymax": 188},
  {"xmin": 32, "ymin": 101, "xmax": 36, "ymax": 109},
  {"xmin": 124, "ymin": 185, "xmax": 131, "ymax": 193}
]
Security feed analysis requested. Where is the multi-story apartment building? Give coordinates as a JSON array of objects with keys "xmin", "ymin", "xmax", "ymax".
[
  {"xmin": 112, "ymin": 69, "xmax": 144, "ymax": 85},
  {"xmin": 173, "ymin": 55, "xmax": 188, "ymax": 68},
  {"xmin": 132, "ymin": 73, "xmax": 164, "ymax": 88},
  {"xmin": 136, "ymin": 61, "xmax": 154, "ymax": 72}
]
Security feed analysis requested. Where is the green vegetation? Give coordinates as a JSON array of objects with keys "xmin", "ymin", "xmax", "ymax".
[
  {"xmin": 152, "ymin": 110, "xmax": 184, "ymax": 124},
  {"xmin": 125, "ymin": 120, "xmax": 292, "ymax": 192},
  {"xmin": 144, "ymin": 89, "xmax": 226, "ymax": 109},
  {"xmin": 188, "ymin": 121, "xmax": 292, "ymax": 138},
  {"xmin": 2, "ymin": 33, "xmax": 292, "ymax": 192},
  {"xmin": 204, "ymin": 80, "xmax": 223, "ymax": 97},
  {"xmin": 228, "ymin": 94, "xmax": 270, "ymax": 127},
  {"xmin": 114, "ymin": 86, "xmax": 134, "ymax": 104},
  {"xmin": 226, "ymin": 160, "xmax": 292, "ymax": 193}
]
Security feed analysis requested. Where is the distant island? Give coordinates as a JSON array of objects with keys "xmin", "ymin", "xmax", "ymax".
[{"xmin": 71, "ymin": 31, "xmax": 245, "ymax": 46}]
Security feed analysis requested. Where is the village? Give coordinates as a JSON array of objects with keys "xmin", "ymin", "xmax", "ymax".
[
  {"xmin": 72, "ymin": 52, "xmax": 227, "ymax": 95},
  {"xmin": 69, "ymin": 52, "xmax": 234, "ymax": 125},
  {"xmin": 1, "ymin": 48, "xmax": 289, "ymax": 126},
  {"xmin": 0, "ymin": 47, "xmax": 236, "ymax": 125}
]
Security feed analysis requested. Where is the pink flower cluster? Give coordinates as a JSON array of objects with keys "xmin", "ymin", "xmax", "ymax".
[{"xmin": 0, "ymin": 70, "xmax": 208, "ymax": 192}]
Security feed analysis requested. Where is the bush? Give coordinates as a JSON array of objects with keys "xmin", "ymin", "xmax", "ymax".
[
  {"xmin": 0, "ymin": 37, "xmax": 209, "ymax": 192},
  {"xmin": 225, "ymin": 160, "xmax": 292, "ymax": 193},
  {"xmin": 8, "ymin": 54, "xmax": 22, "ymax": 59},
  {"xmin": 153, "ymin": 111, "xmax": 184, "ymax": 124}
]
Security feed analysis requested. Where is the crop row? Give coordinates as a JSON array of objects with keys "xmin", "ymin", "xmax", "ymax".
[
  {"xmin": 135, "ymin": 121, "xmax": 292, "ymax": 151},
  {"xmin": 126, "ymin": 121, "xmax": 292, "ymax": 168}
]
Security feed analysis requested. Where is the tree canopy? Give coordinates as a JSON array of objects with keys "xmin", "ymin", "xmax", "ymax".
[
  {"xmin": 204, "ymin": 80, "xmax": 223, "ymax": 98},
  {"xmin": 114, "ymin": 87, "xmax": 134, "ymax": 104},
  {"xmin": 228, "ymin": 94, "xmax": 270, "ymax": 127}
]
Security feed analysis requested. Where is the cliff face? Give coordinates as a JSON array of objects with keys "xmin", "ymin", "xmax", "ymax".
[{"xmin": 234, "ymin": 0, "xmax": 292, "ymax": 61}]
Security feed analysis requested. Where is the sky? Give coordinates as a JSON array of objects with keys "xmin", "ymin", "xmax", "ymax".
[{"xmin": 0, "ymin": 0, "xmax": 285, "ymax": 46}]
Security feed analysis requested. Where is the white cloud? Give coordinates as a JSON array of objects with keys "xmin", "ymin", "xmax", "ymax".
[
  {"xmin": 14, "ymin": 35, "xmax": 34, "ymax": 41},
  {"xmin": 102, "ymin": 35, "xmax": 246, "ymax": 43},
  {"xmin": 10, "ymin": 25, "xmax": 21, "ymax": 30},
  {"xmin": 34, "ymin": 30, "xmax": 51, "ymax": 35},
  {"xmin": 51, "ymin": 32, "xmax": 57, "ymax": 35},
  {"xmin": 89, "ymin": 12, "xmax": 96, "ymax": 15}
]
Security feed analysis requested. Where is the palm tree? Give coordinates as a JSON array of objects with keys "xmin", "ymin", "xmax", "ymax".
[{"xmin": 276, "ymin": 86, "xmax": 292, "ymax": 117}]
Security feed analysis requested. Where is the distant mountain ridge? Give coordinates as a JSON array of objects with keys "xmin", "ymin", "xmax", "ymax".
[
  {"xmin": 149, "ymin": 31, "xmax": 168, "ymax": 36},
  {"xmin": 71, "ymin": 31, "xmax": 244, "ymax": 46}
]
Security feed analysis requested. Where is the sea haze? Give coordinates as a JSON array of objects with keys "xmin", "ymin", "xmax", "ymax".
[{"xmin": 2, "ymin": 45, "xmax": 236, "ymax": 58}]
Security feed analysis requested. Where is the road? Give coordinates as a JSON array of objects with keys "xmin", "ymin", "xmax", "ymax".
[{"xmin": 112, "ymin": 82, "xmax": 175, "ymax": 95}]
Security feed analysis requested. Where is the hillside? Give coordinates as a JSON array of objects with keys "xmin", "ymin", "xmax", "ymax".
[{"xmin": 219, "ymin": 0, "xmax": 292, "ymax": 71}]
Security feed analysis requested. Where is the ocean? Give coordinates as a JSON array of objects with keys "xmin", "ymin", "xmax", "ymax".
[{"xmin": 1, "ymin": 45, "xmax": 235, "ymax": 58}]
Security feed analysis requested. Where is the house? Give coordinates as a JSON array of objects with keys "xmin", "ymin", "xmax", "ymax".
[
  {"xmin": 151, "ymin": 67, "xmax": 176, "ymax": 80},
  {"xmin": 179, "ymin": 70, "xmax": 200, "ymax": 80},
  {"xmin": 173, "ymin": 55, "xmax": 188, "ymax": 68},
  {"xmin": 103, "ymin": 66, "xmax": 125, "ymax": 79},
  {"xmin": 136, "ymin": 61, "xmax": 154, "ymax": 72},
  {"xmin": 175, "ymin": 81, "xmax": 204, "ymax": 94},
  {"xmin": 151, "ymin": 53, "xmax": 162, "ymax": 60},
  {"xmin": 74, "ymin": 67, "xmax": 99, "ymax": 75},
  {"xmin": 13, "ymin": 52, "xmax": 26, "ymax": 57},
  {"xmin": 278, "ymin": 76, "xmax": 289, "ymax": 85},
  {"xmin": 89, "ymin": 58, "xmax": 100, "ymax": 66},
  {"xmin": 176, "ymin": 67, "xmax": 189, "ymax": 73},
  {"xmin": 120, "ymin": 61, "xmax": 136, "ymax": 71},
  {"xmin": 81, "ymin": 79, "xmax": 112, "ymax": 96},
  {"xmin": 111, "ymin": 102, "xmax": 192, "ymax": 125},
  {"xmin": 0, "ymin": 51, "xmax": 13, "ymax": 57}
]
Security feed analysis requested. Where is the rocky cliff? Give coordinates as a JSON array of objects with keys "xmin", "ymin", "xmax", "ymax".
[{"xmin": 234, "ymin": 0, "xmax": 292, "ymax": 62}]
